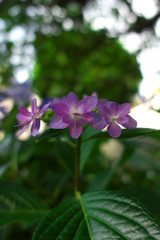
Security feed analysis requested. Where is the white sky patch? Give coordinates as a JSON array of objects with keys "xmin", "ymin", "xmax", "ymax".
[
  {"xmin": 155, "ymin": 18, "xmax": 160, "ymax": 37},
  {"xmin": 132, "ymin": 0, "xmax": 158, "ymax": 18},
  {"xmin": 8, "ymin": 26, "xmax": 26, "ymax": 42},
  {"xmin": 14, "ymin": 68, "xmax": 29, "ymax": 83},
  {"xmin": 138, "ymin": 47, "xmax": 160, "ymax": 97},
  {"xmin": 119, "ymin": 32, "xmax": 142, "ymax": 52},
  {"xmin": 0, "ymin": 19, "xmax": 5, "ymax": 30},
  {"xmin": 131, "ymin": 105, "xmax": 160, "ymax": 129}
]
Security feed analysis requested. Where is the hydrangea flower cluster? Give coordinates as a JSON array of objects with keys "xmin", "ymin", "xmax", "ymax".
[{"xmin": 16, "ymin": 92, "xmax": 137, "ymax": 138}]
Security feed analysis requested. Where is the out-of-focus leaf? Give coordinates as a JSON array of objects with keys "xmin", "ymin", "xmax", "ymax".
[
  {"xmin": 37, "ymin": 129, "xmax": 67, "ymax": 142},
  {"xmin": 0, "ymin": 181, "xmax": 49, "ymax": 228},
  {"xmin": 56, "ymin": 139, "xmax": 76, "ymax": 174},
  {"xmin": 88, "ymin": 148, "xmax": 134, "ymax": 191},
  {"xmin": 0, "ymin": 162, "xmax": 11, "ymax": 177},
  {"xmin": 32, "ymin": 191, "xmax": 160, "ymax": 240},
  {"xmin": 80, "ymin": 127, "xmax": 99, "ymax": 172},
  {"xmin": 83, "ymin": 128, "xmax": 160, "ymax": 141}
]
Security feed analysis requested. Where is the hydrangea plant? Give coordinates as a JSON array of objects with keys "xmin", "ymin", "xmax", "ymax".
[{"xmin": 5, "ymin": 91, "xmax": 160, "ymax": 239}]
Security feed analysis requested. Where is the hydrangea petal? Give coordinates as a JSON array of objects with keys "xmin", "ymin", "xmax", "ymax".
[
  {"xmin": 18, "ymin": 107, "xmax": 31, "ymax": 116},
  {"xmin": 49, "ymin": 114, "xmax": 69, "ymax": 129},
  {"xmin": 108, "ymin": 102, "xmax": 119, "ymax": 116},
  {"xmin": 31, "ymin": 98, "xmax": 38, "ymax": 115},
  {"xmin": 118, "ymin": 103, "xmax": 131, "ymax": 116},
  {"xmin": 36, "ymin": 103, "xmax": 50, "ymax": 116},
  {"xmin": 66, "ymin": 92, "xmax": 79, "ymax": 109},
  {"xmin": 31, "ymin": 118, "xmax": 40, "ymax": 136},
  {"xmin": 116, "ymin": 116, "xmax": 129, "ymax": 125},
  {"xmin": 97, "ymin": 104, "xmax": 110, "ymax": 118},
  {"xmin": 91, "ymin": 112, "xmax": 107, "ymax": 130},
  {"xmin": 17, "ymin": 121, "xmax": 31, "ymax": 137},
  {"xmin": 16, "ymin": 113, "xmax": 31, "ymax": 122},
  {"xmin": 108, "ymin": 122, "xmax": 122, "ymax": 138},
  {"xmin": 63, "ymin": 114, "xmax": 73, "ymax": 124},
  {"xmin": 78, "ymin": 96, "xmax": 97, "ymax": 113},
  {"xmin": 98, "ymin": 105, "xmax": 112, "ymax": 123},
  {"xmin": 75, "ymin": 112, "xmax": 94, "ymax": 124},
  {"xmin": 69, "ymin": 120, "xmax": 83, "ymax": 139},
  {"xmin": 104, "ymin": 101, "xmax": 114, "ymax": 109},
  {"xmin": 51, "ymin": 103, "xmax": 68, "ymax": 116},
  {"xmin": 97, "ymin": 99, "xmax": 107, "ymax": 106},
  {"xmin": 122, "ymin": 115, "xmax": 137, "ymax": 129}
]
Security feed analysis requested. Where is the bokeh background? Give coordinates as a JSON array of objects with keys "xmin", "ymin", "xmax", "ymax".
[{"xmin": 1, "ymin": 0, "xmax": 160, "ymax": 239}]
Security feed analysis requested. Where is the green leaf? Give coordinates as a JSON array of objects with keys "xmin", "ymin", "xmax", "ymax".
[
  {"xmin": 0, "ymin": 181, "xmax": 49, "ymax": 228},
  {"xmin": 80, "ymin": 127, "xmax": 99, "ymax": 172},
  {"xmin": 88, "ymin": 148, "xmax": 134, "ymax": 191},
  {"xmin": 56, "ymin": 140, "xmax": 76, "ymax": 174},
  {"xmin": 80, "ymin": 139, "xmax": 97, "ymax": 173},
  {"xmin": 32, "ymin": 191, "xmax": 160, "ymax": 240},
  {"xmin": 83, "ymin": 128, "xmax": 160, "ymax": 142},
  {"xmin": 37, "ymin": 129, "xmax": 67, "ymax": 142}
]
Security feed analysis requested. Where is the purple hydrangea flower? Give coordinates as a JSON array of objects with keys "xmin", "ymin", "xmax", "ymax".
[
  {"xmin": 83, "ymin": 92, "xmax": 107, "ymax": 106},
  {"xmin": 49, "ymin": 92, "xmax": 97, "ymax": 139},
  {"xmin": 16, "ymin": 98, "xmax": 50, "ymax": 137},
  {"xmin": 6, "ymin": 81, "xmax": 32, "ymax": 105},
  {"xmin": 0, "ymin": 96, "xmax": 7, "ymax": 115},
  {"xmin": 50, "ymin": 96, "xmax": 66, "ymax": 109},
  {"xmin": 91, "ymin": 101, "xmax": 137, "ymax": 138},
  {"xmin": 0, "ymin": 96, "xmax": 8, "ymax": 125}
]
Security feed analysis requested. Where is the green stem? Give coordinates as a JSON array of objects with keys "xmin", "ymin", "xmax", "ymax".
[{"xmin": 75, "ymin": 136, "xmax": 81, "ymax": 192}]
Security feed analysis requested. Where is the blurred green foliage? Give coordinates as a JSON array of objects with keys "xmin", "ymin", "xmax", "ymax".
[
  {"xmin": 0, "ymin": 0, "xmax": 141, "ymax": 102},
  {"xmin": 33, "ymin": 29, "xmax": 141, "ymax": 101}
]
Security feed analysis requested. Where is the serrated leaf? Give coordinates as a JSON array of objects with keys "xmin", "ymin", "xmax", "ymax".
[
  {"xmin": 0, "ymin": 181, "xmax": 49, "ymax": 228},
  {"xmin": 83, "ymin": 128, "xmax": 160, "ymax": 142},
  {"xmin": 32, "ymin": 191, "xmax": 160, "ymax": 240}
]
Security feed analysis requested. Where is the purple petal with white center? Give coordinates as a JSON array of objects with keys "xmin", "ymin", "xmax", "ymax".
[
  {"xmin": 51, "ymin": 103, "xmax": 68, "ymax": 116},
  {"xmin": 69, "ymin": 120, "xmax": 83, "ymax": 139},
  {"xmin": 90, "ymin": 112, "xmax": 107, "ymax": 130},
  {"xmin": 118, "ymin": 103, "xmax": 131, "ymax": 116},
  {"xmin": 18, "ymin": 107, "xmax": 31, "ymax": 116},
  {"xmin": 49, "ymin": 114, "xmax": 69, "ymax": 129},
  {"xmin": 122, "ymin": 115, "xmax": 137, "ymax": 129},
  {"xmin": 108, "ymin": 122, "xmax": 122, "ymax": 138},
  {"xmin": 78, "ymin": 96, "xmax": 97, "ymax": 113},
  {"xmin": 66, "ymin": 92, "xmax": 79, "ymax": 109},
  {"xmin": 31, "ymin": 98, "xmax": 38, "ymax": 115},
  {"xmin": 17, "ymin": 121, "xmax": 31, "ymax": 137},
  {"xmin": 31, "ymin": 118, "xmax": 40, "ymax": 136},
  {"xmin": 116, "ymin": 116, "xmax": 129, "ymax": 125},
  {"xmin": 16, "ymin": 113, "xmax": 31, "ymax": 122},
  {"xmin": 63, "ymin": 114, "xmax": 74, "ymax": 124},
  {"xmin": 107, "ymin": 102, "xmax": 119, "ymax": 116}
]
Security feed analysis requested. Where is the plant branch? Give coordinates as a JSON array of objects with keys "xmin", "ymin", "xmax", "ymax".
[{"xmin": 75, "ymin": 136, "xmax": 81, "ymax": 192}]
